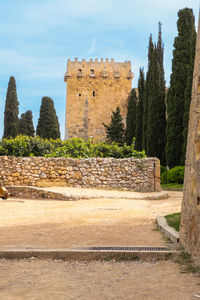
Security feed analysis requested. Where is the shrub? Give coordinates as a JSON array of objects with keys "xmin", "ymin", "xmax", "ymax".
[
  {"xmin": 167, "ymin": 166, "xmax": 185, "ymax": 184},
  {"xmin": 0, "ymin": 136, "xmax": 146, "ymax": 159},
  {"xmin": 160, "ymin": 165, "xmax": 168, "ymax": 184}
]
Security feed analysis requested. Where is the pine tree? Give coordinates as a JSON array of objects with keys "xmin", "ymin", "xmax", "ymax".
[
  {"xmin": 125, "ymin": 89, "xmax": 137, "ymax": 145},
  {"xmin": 3, "ymin": 76, "xmax": 19, "ymax": 138},
  {"xmin": 36, "ymin": 97, "xmax": 60, "ymax": 139},
  {"xmin": 18, "ymin": 110, "xmax": 35, "ymax": 137},
  {"xmin": 142, "ymin": 35, "xmax": 154, "ymax": 152},
  {"xmin": 103, "ymin": 106, "xmax": 125, "ymax": 145},
  {"xmin": 166, "ymin": 8, "xmax": 196, "ymax": 168},
  {"xmin": 135, "ymin": 68, "xmax": 145, "ymax": 151}
]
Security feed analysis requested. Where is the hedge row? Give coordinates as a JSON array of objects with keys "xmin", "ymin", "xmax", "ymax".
[{"xmin": 0, "ymin": 136, "xmax": 146, "ymax": 159}]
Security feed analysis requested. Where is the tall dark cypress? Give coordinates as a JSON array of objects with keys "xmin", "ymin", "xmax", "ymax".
[
  {"xmin": 125, "ymin": 89, "xmax": 137, "ymax": 145},
  {"xmin": 3, "ymin": 76, "xmax": 19, "ymax": 138},
  {"xmin": 156, "ymin": 22, "xmax": 166, "ymax": 164},
  {"xmin": 166, "ymin": 8, "xmax": 196, "ymax": 168},
  {"xmin": 147, "ymin": 43, "xmax": 166, "ymax": 165},
  {"xmin": 181, "ymin": 13, "xmax": 196, "ymax": 164},
  {"xmin": 142, "ymin": 35, "xmax": 154, "ymax": 152},
  {"xmin": 135, "ymin": 68, "xmax": 145, "ymax": 151},
  {"xmin": 18, "ymin": 110, "xmax": 35, "ymax": 137},
  {"xmin": 36, "ymin": 97, "xmax": 60, "ymax": 139}
]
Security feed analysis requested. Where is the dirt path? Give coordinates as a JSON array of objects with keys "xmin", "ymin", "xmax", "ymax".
[
  {"xmin": 42, "ymin": 186, "xmax": 169, "ymax": 199},
  {"xmin": 0, "ymin": 259, "xmax": 199, "ymax": 300},
  {"xmin": 0, "ymin": 191, "xmax": 182, "ymax": 249}
]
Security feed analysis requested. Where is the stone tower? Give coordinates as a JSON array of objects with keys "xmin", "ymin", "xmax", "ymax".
[
  {"xmin": 180, "ymin": 13, "xmax": 200, "ymax": 264},
  {"xmin": 64, "ymin": 58, "xmax": 133, "ymax": 140}
]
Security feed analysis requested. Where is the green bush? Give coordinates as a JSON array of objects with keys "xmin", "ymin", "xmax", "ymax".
[
  {"xmin": 160, "ymin": 165, "xmax": 167, "ymax": 175},
  {"xmin": 160, "ymin": 165, "xmax": 168, "ymax": 184},
  {"xmin": 167, "ymin": 166, "xmax": 185, "ymax": 184},
  {"xmin": 0, "ymin": 136, "xmax": 146, "ymax": 159}
]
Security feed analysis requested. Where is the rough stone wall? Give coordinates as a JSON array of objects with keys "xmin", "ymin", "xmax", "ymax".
[
  {"xmin": 0, "ymin": 156, "xmax": 160, "ymax": 192},
  {"xmin": 180, "ymin": 16, "xmax": 200, "ymax": 264},
  {"xmin": 64, "ymin": 58, "xmax": 133, "ymax": 140}
]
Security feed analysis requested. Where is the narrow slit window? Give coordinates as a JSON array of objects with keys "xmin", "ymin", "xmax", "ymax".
[
  {"xmin": 93, "ymin": 91, "xmax": 95, "ymax": 97},
  {"xmin": 79, "ymin": 93, "xmax": 81, "ymax": 97}
]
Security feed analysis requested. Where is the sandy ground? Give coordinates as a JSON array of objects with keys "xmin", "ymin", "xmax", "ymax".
[
  {"xmin": 0, "ymin": 259, "xmax": 200, "ymax": 300},
  {"xmin": 42, "ymin": 186, "xmax": 169, "ymax": 199},
  {"xmin": 0, "ymin": 190, "xmax": 198, "ymax": 300},
  {"xmin": 0, "ymin": 191, "xmax": 182, "ymax": 248}
]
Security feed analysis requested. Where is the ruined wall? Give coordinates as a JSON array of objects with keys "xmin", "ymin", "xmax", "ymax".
[
  {"xmin": 180, "ymin": 16, "xmax": 200, "ymax": 264},
  {"xmin": 64, "ymin": 58, "xmax": 133, "ymax": 140},
  {"xmin": 0, "ymin": 156, "xmax": 160, "ymax": 192}
]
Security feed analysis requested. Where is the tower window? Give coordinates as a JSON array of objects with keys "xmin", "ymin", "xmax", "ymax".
[
  {"xmin": 93, "ymin": 91, "xmax": 95, "ymax": 97},
  {"xmin": 79, "ymin": 93, "xmax": 81, "ymax": 97},
  {"xmin": 77, "ymin": 69, "xmax": 82, "ymax": 77},
  {"xmin": 90, "ymin": 69, "xmax": 95, "ymax": 77}
]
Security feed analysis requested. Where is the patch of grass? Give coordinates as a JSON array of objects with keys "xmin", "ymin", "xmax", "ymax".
[
  {"xmin": 161, "ymin": 183, "xmax": 183, "ymax": 191},
  {"xmin": 175, "ymin": 249, "xmax": 200, "ymax": 274},
  {"xmin": 165, "ymin": 212, "xmax": 181, "ymax": 232},
  {"xmin": 152, "ymin": 224, "xmax": 160, "ymax": 231}
]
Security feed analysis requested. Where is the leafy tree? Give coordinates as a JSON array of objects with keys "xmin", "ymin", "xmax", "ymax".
[
  {"xmin": 135, "ymin": 68, "xmax": 145, "ymax": 151},
  {"xmin": 125, "ymin": 89, "xmax": 137, "ymax": 145},
  {"xmin": 3, "ymin": 76, "xmax": 19, "ymax": 138},
  {"xmin": 166, "ymin": 8, "xmax": 196, "ymax": 167},
  {"xmin": 103, "ymin": 106, "xmax": 125, "ymax": 145},
  {"xmin": 18, "ymin": 110, "xmax": 35, "ymax": 137},
  {"xmin": 142, "ymin": 35, "xmax": 154, "ymax": 152},
  {"xmin": 36, "ymin": 96, "xmax": 60, "ymax": 139}
]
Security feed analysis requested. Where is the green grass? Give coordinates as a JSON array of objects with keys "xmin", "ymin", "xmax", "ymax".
[
  {"xmin": 175, "ymin": 249, "xmax": 200, "ymax": 274},
  {"xmin": 161, "ymin": 183, "xmax": 183, "ymax": 191},
  {"xmin": 165, "ymin": 212, "xmax": 181, "ymax": 232}
]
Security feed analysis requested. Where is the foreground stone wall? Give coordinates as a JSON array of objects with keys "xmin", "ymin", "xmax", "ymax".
[
  {"xmin": 180, "ymin": 17, "xmax": 200, "ymax": 265},
  {"xmin": 0, "ymin": 156, "xmax": 160, "ymax": 192}
]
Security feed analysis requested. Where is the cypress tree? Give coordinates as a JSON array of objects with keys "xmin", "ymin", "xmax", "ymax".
[
  {"xmin": 3, "ymin": 76, "xmax": 19, "ymax": 138},
  {"xmin": 103, "ymin": 106, "xmax": 125, "ymax": 145},
  {"xmin": 125, "ymin": 89, "xmax": 137, "ymax": 145},
  {"xmin": 135, "ymin": 68, "xmax": 145, "ymax": 151},
  {"xmin": 166, "ymin": 8, "xmax": 196, "ymax": 167},
  {"xmin": 142, "ymin": 35, "xmax": 154, "ymax": 152},
  {"xmin": 181, "ymin": 13, "xmax": 196, "ymax": 164},
  {"xmin": 36, "ymin": 97, "xmax": 60, "ymax": 139},
  {"xmin": 147, "ymin": 44, "xmax": 166, "ymax": 165},
  {"xmin": 18, "ymin": 110, "xmax": 35, "ymax": 137}
]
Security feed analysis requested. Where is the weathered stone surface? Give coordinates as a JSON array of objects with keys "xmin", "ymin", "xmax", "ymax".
[
  {"xmin": 64, "ymin": 58, "xmax": 133, "ymax": 140},
  {"xmin": 180, "ymin": 16, "xmax": 200, "ymax": 264},
  {"xmin": 0, "ymin": 156, "xmax": 160, "ymax": 192}
]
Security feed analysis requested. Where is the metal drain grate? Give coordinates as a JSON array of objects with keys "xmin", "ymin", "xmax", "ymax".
[{"xmin": 89, "ymin": 246, "xmax": 169, "ymax": 251}]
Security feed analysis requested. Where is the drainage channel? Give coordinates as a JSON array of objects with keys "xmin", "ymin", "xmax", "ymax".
[{"xmin": 87, "ymin": 246, "xmax": 169, "ymax": 251}]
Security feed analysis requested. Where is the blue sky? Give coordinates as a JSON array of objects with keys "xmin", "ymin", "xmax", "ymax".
[{"xmin": 0, "ymin": 0, "xmax": 199, "ymax": 139}]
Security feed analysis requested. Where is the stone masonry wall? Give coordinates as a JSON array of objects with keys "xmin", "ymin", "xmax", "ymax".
[
  {"xmin": 0, "ymin": 156, "xmax": 160, "ymax": 192},
  {"xmin": 64, "ymin": 58, "xmax": 133, "ymax": 140}
]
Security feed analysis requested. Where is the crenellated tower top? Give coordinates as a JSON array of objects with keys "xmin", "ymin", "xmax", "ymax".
[{"xmin": 64, "ymin": 57, "xmax": 133, "ymax": 81}]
